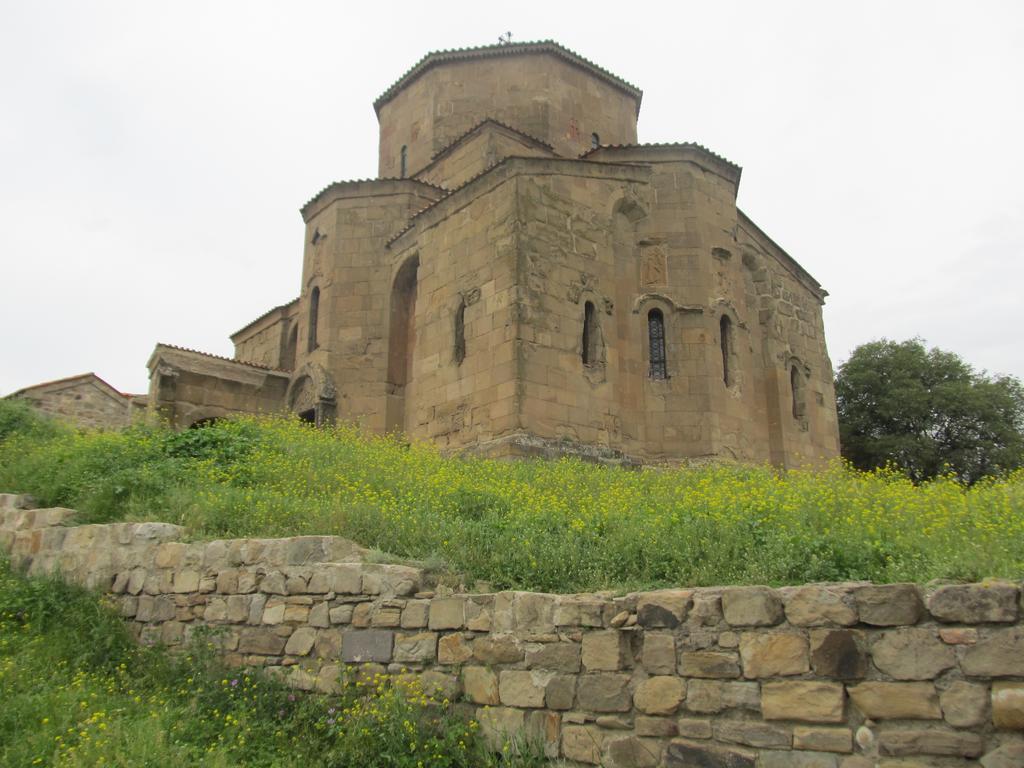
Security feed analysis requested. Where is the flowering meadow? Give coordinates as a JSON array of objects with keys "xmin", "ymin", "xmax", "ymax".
[
  {"xmin": 0, "ymin": 558, "xmax": 547, "ymax": 767},
  {"xmin": 1, "ymin": 400, "xmax": 1022, "ymax": 593}
]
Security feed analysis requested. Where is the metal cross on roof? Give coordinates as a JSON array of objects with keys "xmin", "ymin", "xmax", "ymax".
[{"xmin": 498, "ymin": 31, "xmax": 513, "ymax": 45}]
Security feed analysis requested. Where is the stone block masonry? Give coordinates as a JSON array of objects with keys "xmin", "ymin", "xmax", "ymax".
[{"xmin": 4, "ymin": 493, "xmax": 1024, "ymax": 766}]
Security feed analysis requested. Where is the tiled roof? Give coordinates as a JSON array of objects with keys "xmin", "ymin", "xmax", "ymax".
[
  {"xmin": 6, "ymin": 372, "xmax": 131, "ymax": 400},
  {"xmin": 374, "ymin": 40, "xmax": 643, "ymax": 115},
  {"xmin": 230, "ymin": 298, "xmax": 299, "ymax": 340},
  {"xmin": 301, "ymin": 177, "xmax": 446, "ymax": 216},
  {"xmin": 579, "ymin": 142, "xmax": 741, "ymax": 172},
  {"xmin": 153, "ymin": 343, "xmax": 291, "ymax": 373}
]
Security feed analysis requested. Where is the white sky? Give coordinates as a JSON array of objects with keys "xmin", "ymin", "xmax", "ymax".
[{"xmin": 2, "ymin": 1, "xmax": 1022, "ymax": 396}]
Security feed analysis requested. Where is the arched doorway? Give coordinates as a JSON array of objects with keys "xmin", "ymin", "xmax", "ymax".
[{"xmin": 386, "ymin": 256, "xmax": 419, "ymax": 434}]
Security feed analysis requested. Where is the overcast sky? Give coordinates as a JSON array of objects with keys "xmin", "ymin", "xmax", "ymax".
[{"xmin": 2, "ymin": 1, "xmax": 1022, "ymax": 396}]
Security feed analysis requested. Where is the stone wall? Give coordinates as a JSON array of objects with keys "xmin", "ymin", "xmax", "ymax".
[
  {"xmin": 7, "ymin": 373, "xmax": 137, "ymax": 430},
  {"xmin": 7, "ymin": 493, "xmax": 1019, "ymax": 767}
]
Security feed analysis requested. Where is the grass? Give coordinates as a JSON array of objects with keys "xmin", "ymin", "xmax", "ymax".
[
  {"xmin": 0, "ymin": 556, "xmax": 548, "ymax": 767},
  {"xmin": 1, "ymin": 399, "xmax": 1022, "ymax": 592}
]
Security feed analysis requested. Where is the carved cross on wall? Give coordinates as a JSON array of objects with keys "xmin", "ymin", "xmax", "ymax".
[{"xmin": 311, "ymin": 228, "xmax": 324, "ymax": 246}]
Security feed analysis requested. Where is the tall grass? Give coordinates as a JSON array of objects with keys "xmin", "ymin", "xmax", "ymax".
[{"xmin": 1, "ymin": 401, "xmax": 1021, "ymax": 592}]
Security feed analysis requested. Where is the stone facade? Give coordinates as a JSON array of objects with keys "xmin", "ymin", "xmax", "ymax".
[
  {"xmin": 5, "ymin": 493, "xmax": 1024, "ymax": 767},
  {"xmin": 147, "ymin": 40, "xmax": 839, "ymax": 466},
  {"xmin": 5, "ymin": 372, "xmax": 145, "ymax": 429}
]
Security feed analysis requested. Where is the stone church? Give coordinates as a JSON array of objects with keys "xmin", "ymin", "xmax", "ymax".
[{"xmin": 146, "ymin": 40, "xmax": 840, "ymax": 466}]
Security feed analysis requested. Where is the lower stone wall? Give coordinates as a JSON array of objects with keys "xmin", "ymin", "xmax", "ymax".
[{"xmin": 2, "ymin": 492, "xmax": 1023, "ymax": 767}]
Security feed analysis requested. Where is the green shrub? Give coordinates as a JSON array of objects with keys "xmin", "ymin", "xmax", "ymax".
[
  {"xmin": 1, "ymin": 413, "xmax": 1022, "ymax": 592},
  {"xmin": 0, "ymin": 560, "xmax": 547, "ymax": 767}
]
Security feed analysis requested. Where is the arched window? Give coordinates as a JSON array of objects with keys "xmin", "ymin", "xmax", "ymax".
[
  {"xmin": 453, "ymin": 298, "xmax": 467, "ymax": 365},
  {"xmin": 307, "ymin": 287, "xmax": 320, "ymax": 352},
  {"xmin": 591, "ymin": 132, "xmax": 600, "ymax": 150},
  {"xmin": 720, "ymin": 315, "xmax": 734, "ymax": 387},
  {"xmin": 582, "ymin": 301, "xmax": 598, "ymax": 366},
  {"xmin": 400, "ymin": 145, "xmax": 408, "ymax": 178},
  {"xmin": 648, "ymin": 309, "xmax": 667, "ymax": 379},
  {"xmin": 791, "ymin": 364, "xmax": 804, "ymax": 419}
]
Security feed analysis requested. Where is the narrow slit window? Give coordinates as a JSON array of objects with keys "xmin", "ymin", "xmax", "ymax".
[
  {"xmin": 791, "ymin": 364, "xmax": 803, "ymax": 419},
  {"xmin": 582, "ymin": 301, "xmax": 597, "ymax": 366},
  {"xmin": 307, "ymin": 286, "xmax": 320, "ymax": 352},
  {"xmin": 720, "ymin": 315, "xmax": 733, "ymax": 386},
  {"xmin": 591, "ymin": 132, "xmax": 600, "ymax": 149},
  {"xmin": 648, "ymin": 308, "xmax": 667, "ymax": 379},
  {"xmin": 453, "ymin": 298, "xmax": 466, "ymax": 365},
  {"xmin": 400, "ymin": 145, "xmax": 408, "ymax": 178}
]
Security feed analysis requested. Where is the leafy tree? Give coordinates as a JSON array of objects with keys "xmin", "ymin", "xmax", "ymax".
[{"xmin": 835, "ymin": 338, "xmax": 1024, "ymax": 483}]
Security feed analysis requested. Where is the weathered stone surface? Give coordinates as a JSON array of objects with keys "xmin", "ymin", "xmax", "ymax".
[
  {"xmin": 606, "ymin": 736, "xmax": 662, "ymax": 768},
  {"xmin": 636, "ymin": 590, "xmax": 691, "ymax": 628},
  {"xmin": 878, "ymin": 728, "xmax": 984, "ymax": 758},
  {"xmin": 665, "ymin": 739, "xmax": 756, "ymax": 768},
  {"xmin": 992, "ymin": 681, "xmax": 1024, "ymax": 729},
  {"xmin": 360, "ymin": 564, "xmax": 420, "ymax": 598},
  {"xmin": 870, "ymin": 627, "xmax": 955, "ymax": 680},
  {"xmin": 981, "ymin": 743, "xmax": 1024, "ymax": 768},
  {"xmin": 477, "ymin": 706, "xmax": 525, "ymax": 751},
  {"xmin": 940, "ymin": 680, "xmax": 989, "ymax": 727},
  {"xmin": 400, "ymin": 600, "xmax": 429, "ymax": 629},
  {"xmin": 722, "ymin": 587, "xmax": 784, "ymax": 627},
  {"xmin": 685, "ymin": 680, "xmax": 760, "ymax": 714},
  {"xmin": 393, "ymin": 632, "xmax": 437, "ymax": 663},
  {"xmin": 739, "ymin": 632, "xmax": 809, "ymax": 678},
  {"xmin": 636, "ymin": 715, "xmax": 678, "ymax": 737},
  {"xmin": 498, "ymin": 670, "xmax": 547, "ymax": 708},
  {"xmin": 474, "ymin": 635, "xmax": 523, "ymax": 664},
  {"xmin": 545, "ymin": 674, "xmax": 576, "ymax": 710},
  {"xmin": 847, "ymin": 682, "xmax": 941, "ymax": 720},
  {"xmin": 437, "ymin": 633, "xmax": 473, "ymax": 664},
  {"xmin": 679, "ymin": 651, "xmax": 741, "ymax": 679},
  {"xmin": 759, "ymin": 751, "xmax": 838, "ymax": 768},
  {"xmin": 462, "ymin": 666, "xmax": 499, "ymax": 705},
  {"xmin": 237, "ymin": 627, "xmax": 287, "ymax": 655},
  {"xmin": 853, "ymin": 584, "xmax": 923, "ymax": 626},
  {"xmin": 783, "ymin": 586, "xmax": 857, "ymax": 626},
  {"xmin": 582, "ymin": 630, "xmax": 629, "ymax": 671},
  {"xmin": 938, "ymin": 626, "xmax": 977, "ymax": 644},
  {"xmin": 261, "ymin": 600, "xmax": 286, "ymax": 625},
  {"xmin": 677, "ymin": 717, "xmax": 713, "ymax": 738},
  {"xmin": 284, "ymin": 626, "xmax": 316, "ymax": 656},
  {"xmin": 713, "ymin": 720, "xmax": 790, "ymax": 748},
  {"xmin": 526, "ymin": 641, "xmax": 581, "ymax": 672},
  {"xmin": 793, "ymin": 726, "xmax": 853, "ymax": 753},
  {"xmin": 308, "ymin": 601, "xmax": 329, "ymax": 628},
  {"xmin": 762, "ymin": 682, "xmax": 845, "ymax": 723},
  {"xmin": 577, "ymin": 673, "xmax": 632, "ymax": 712},
  {"xmin": 962, "ymin": 628, "xmax": 1024, "ymax": 677},
  {"xmin": 341, "ymin": 630, "xmax": 393, "ymax": 663},
  {"xmin": 428, "ymin": 597, "xmax": 465, "ymax": 630},
  {"xmin": 561, "ymin": 724, "xmax": 605, "ymax": 765},
  {"xmin": 928, "ymin": 582, "xmax": 1019, "ymax": 624},
  {"xmin": 810, "ymin": 629, "xmax": 867, "ymax": 679},
  {"xmin": 634, "ymin": 676, "xmax": 686, "ymax": 715},
  {"xmin": 328, "ymin": 604, "xmax": 353, "ymax": 625},
  {"xmin": 642, "ymin": 632, "xmax": 676, "ymax": 674}
]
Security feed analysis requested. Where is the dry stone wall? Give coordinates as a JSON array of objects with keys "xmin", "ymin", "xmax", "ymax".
[{"xmin": 3, "ymin": 493, "xmax": 1023, "ymax": 767}]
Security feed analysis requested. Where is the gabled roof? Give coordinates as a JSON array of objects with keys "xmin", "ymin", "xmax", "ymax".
[
  {"xmin": 374, "ymin": 40, "xmax": 643, "ymax": 116},
  {"xmin": 300, "ymin": 177, "xmax": 446, "ymax": 221},
  {"xmin": 6, "ymin": 372, "xmax": 131, "ymax": 401},
  {"xmin": 421, "ymin": 118, "xmax": 555, "ymax": 168},
  {"xmin": 148, "ymin": 343, "xmax": 290, "ymax": 374},
  {"xmin": 580, "ymin": 141, "xmax": 741, "ymax": 173},
  {"xmin": 230, "ymin": 298, "xmax": 299, "ymax": 341}
]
